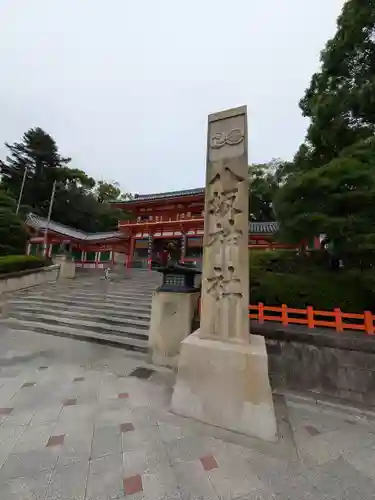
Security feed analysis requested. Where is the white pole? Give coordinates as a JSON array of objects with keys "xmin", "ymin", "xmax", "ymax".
[
  {"xmin": 43, "ymin": 181, "xmax": 57, "ymax": 256},
  {"xmin": 16, "ymin": 166, "xmax": 28, "ymax": 215}
]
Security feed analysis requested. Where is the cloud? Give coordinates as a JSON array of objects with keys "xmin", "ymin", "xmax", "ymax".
[{"xmin": 0, "ymin": 0, "xmax": 345, "ymax": 194}]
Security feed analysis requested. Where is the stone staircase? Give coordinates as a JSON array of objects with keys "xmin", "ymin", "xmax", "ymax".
[{"xmin": 0, "ymin": 269, "xmax": 161, "ymax": 354}]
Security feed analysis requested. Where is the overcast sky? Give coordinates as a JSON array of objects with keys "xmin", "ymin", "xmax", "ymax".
[{"xmin": 0, "ymin": 0, "xmax": 345, "ymax": 195}]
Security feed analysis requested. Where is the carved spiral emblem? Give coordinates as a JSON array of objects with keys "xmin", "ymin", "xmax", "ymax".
[{"xmin": 210, "ymin": 128, "xmax": 244, "ymax": 149}]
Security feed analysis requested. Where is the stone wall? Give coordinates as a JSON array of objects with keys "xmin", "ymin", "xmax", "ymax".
[
  {"xmin": 0, "ymin": 265, "xmax": 60, "ymax": 295},
  {"xmin": 251, "ymin": 322, "xmax": 375, "ymax": 408}
]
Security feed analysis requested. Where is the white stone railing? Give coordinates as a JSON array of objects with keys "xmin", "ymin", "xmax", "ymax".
[{"xmin": 0, "ymin": 264, "xmax": 60, "ymax": 295}]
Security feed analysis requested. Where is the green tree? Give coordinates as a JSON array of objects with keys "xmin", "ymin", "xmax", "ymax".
[
  {"xmin": 93, "ymin": 180, "xmax": 133, "ymax": 203},
  {"xmin": 295, "ymin": 0, "xmax": 375, "ymax": 172},
  {"xmin": 249, "ymin": 159, "xmax": 286, "ymax": 221},
  {"xmin": 0, "ymin": 128, "xmax": 72, "ymax": 209},
  {"xmin": 0, "ymin": 190, "xmax": 27, "ymax": 255},
  {"xmin": 94, "ymin": 181, "xmax": 121, "ymax": 203},
  {"xmin": 274, "ymin": 138, "xmax": 375, "ymax": 251}
]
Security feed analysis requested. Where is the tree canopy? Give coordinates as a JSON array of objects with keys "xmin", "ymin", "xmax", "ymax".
[
  {"xmin": 276, "ymin": 0, "xmax": 375, "ymax": 252},
  {"xmin": 0, "ymin": 127, "xmax": 131, "ymax": 233},
  {"xmin": 274, "ymin": 138, "xmax": 375, "ymax": 250},
  {"xmin": 294, "ymin": 0, "xmax": 375, "ymax": 172},
  {"xmin": 94, "ymin": 180, "xmax": 133, "ymax": 204},
  {"xmin": 0, "ymin": 189, "xmax": 27, "ymax": 256},
  {"xmin": 249, "ymin": 159, "xmax": 286, "ymax": 221}
]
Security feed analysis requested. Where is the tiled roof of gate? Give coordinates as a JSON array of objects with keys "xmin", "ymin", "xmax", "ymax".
[
  {"xmin": 115, "ymin": 188, "xmax": 205, "ymax": 203},
  {"xmin": 26, "ymin": 213, "xmax": 124, "ymax": 241},
  {"xmin": 26, "ymin": 213, "xmax": 279, "ymax": 239}
]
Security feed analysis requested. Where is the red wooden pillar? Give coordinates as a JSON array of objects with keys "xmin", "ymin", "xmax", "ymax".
[
  {"xmin": 147, "ymin": 232, "xmax": 154, "ymax": 271},
  {"xmin": 127, "ymin": 235, "xmax": 135, "ymax": 268},
  {"xmin": 180, "ymin": 230, "xmax": 187, "ymax": 263}
]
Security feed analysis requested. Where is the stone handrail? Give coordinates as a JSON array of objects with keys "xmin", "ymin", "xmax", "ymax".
[{"xmin": 0, "ymin": 264, "xmax": 60, "ymax": 296}]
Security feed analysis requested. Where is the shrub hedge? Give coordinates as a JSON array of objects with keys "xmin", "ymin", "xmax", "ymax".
[
  {"xmin": 0, "ymin": 255, "xmax": 48, "ymax": 275},
  {"xmin": 250, "ymin": 250, "xmax": 375, "ymax": 313}
]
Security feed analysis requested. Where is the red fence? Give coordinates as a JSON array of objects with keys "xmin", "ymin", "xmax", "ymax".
[{"xmin": 248, "ymin": 303, "xmax": 374, "ymax": 335}]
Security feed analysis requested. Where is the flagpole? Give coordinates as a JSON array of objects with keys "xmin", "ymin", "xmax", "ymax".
[
  {"xmin": 43, "ymin": 181, "xmax": 57, "ymax": 257},
  {"xmin": 16, "ymin": 166, "xmax": 28, "ymax": 215}
]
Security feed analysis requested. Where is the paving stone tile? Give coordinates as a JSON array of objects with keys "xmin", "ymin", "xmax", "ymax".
[
  {"xmin": 304, "ymin": 425, "xmax": 321, "ymax": 437},
  {"xmin": 30, "ymin": 405, "xmax": 63, "ymax": 425},
  {"xmin": 21, "ymin": 382, "xmax": 36, "ymax": 388},
  {"xmin": 166, "ymin": 435, "xmax": 223, "ymax": 465},
  {"xmin": 123, "ymin": 474, "xmax": 143, "ymax": 495},
  {"xmin": 91, "ymin": 425, "xmax": 121, "ymax": 459},
  {"xmin": 207, "ymin": 454, "xmax": 264, "ymax": 500},
  {"xmin": 342, "ymin": 442, "xmax": 375, "ymax": 480},
  {"xmin": 11, "ymin": 423, "xmax": 57, "ymax": 453},
  {"xmin": 129, "ymin": 406, "xmax": 160, "ymax": 428},
  {"xmin": 86, "ymin": 453, "xmax": 124, "ymax": 500},
  {"xmin": 158, "ymin": 421, "xmax": 197, "ymax": 443},
  {"xmin": 295, "ymin": 426, "xmax": 375, "ymax": 466},
  {"xmin": 56, "ymin": 446, "xmax": 91, "ymax": 468},
  {"xmin": 63, "ymin": 398, "xmax": 77, "ymax": 406},
  {"xmin": 121, "ymin": 423, "xmax": 163, "ymax": 453},
  {"xmin": 0, "ymin": 449, "xmax": 59, "ymax": 480},
  {"xmin": 287, "ymin": 402, "xmax": 346, "ymax": 434},
  {"xmin": 0, "ymin": 433, "xmax": 23, "ymax": 458},
  {"xmin": 58, "ymin": 403, "xmax": 96, "ymax": 424},
  {"xmin": 244, "ymin": 453, "xmax": 293, "ymax": 490},
  {"xmin": 3, "ymin": 410, "xmax": 35, "ymax": 426},
  {"xmin": 0, "ymin": 471, "xmax": 52, "ymax": 500},
  {"xmin": 312, "ymin": 457, "xmax": 375, "ymax": 500},
  {"xmin": 239, "ymin": 490, "xmax": 277, "ymax": 500},
  {"xmin": 46, "ymin": 434, "xmax": 65, "ymax": 447},
  {"xmin": 0, "ymin": 421, "xmax": 27, "ymax": 441},
  {"xmin": 120, "ymin": 422, "xmax": 135, "ymax": 433},
  {"xmin": 200, "ymin": 454, "xmax": 218, "ymax": 471},
  {"xmin": 95, "ymin": 407, "xmax": 133, "ymax": 427},
  {"xmin": 0, "ymin": 407, "xmax": 13, "ymax": 415},
  {"xmin": 173, "ymin": 459, "xmax": 220, "ymax": 500},
  {"xmin": 118, "ymin": 392, "xmax": 129, "ymax": 399},
  {"xmin": 45, "ymin": 462, "xmax": 89, "ymax": 500},
  {"xmin": 141, "ymin": 465, "xmax": 181, "ymax": 500},
  {"xmin": 123, "ymin": 440, "xmax": 170, "ymax": 476}
]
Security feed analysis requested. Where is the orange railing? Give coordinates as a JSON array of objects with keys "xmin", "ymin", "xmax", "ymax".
[{"xmin": 248, "ymin": 303, "xmax": 375, "ymax": 335}]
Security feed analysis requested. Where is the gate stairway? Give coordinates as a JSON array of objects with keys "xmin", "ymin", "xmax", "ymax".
[{"xmin": 0, "ymin": 269, "xmax": 161, "ymax": 354}]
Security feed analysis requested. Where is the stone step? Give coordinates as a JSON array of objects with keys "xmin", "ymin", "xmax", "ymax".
[
  {"xmin": 25, "ymin": 290, "xmax": 152, "ymax": 302},
  {"xmin": 1, "ymin": 319, "xmax": 148, "ymax": 353},
  {"xmin": 8, "ymin": 309, "xmax": 150, "ymax": 330},
  {"xmin": 23, "ymin": 290, "xmax": 152, "ymax": 302},
  {"xmin": 7, "ymin": 303, "xmax": 151, "ymax": 322},
  {"xmin": 9, "ymin": 296, "xmax": 152, "ymax": 312},
  {"xmin": 6, "ymin": 312, "xmax": 150, "ymax": 338}
]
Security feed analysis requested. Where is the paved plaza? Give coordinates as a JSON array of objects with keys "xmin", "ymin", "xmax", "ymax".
[{"xmin": 0, "ymin": 327, "xmax": 374, "ymax": 499}]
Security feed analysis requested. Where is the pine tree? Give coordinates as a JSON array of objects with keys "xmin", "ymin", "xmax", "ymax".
[
  {"xmin": 295, "ymin": 0, "xmax": 375, "ymax": 171},
  {"xmin": 0, "ymin": 127, "xmax": 71, "ymax": 214}
]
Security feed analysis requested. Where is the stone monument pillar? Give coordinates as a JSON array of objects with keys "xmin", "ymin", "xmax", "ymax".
[{"xmin": 171, "ymin": 106, "xmax": 277, "ymax": 441}]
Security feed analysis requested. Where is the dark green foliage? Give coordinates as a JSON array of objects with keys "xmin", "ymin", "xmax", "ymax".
[
  {"xmin": 275, "ymin": 1, "xmax": 375, "ymax": 252},
  {"xmin": 0, "ymin": 190, "xmax": 27, "ymax": 256},
  {"xmin": 296, "ymin": 0, "xmax": 375, "ymax": 171},
  {"xmin": 250, "ymin": 250, "xmax": 375, "ymax": 313},
  {"xmin": 0, "ymin": 127, "xmax": 131, "ymax": 233},
  {"xmin": 251, "ymin": 249, "xmax": 329, "ymax": 274},
  {"xmin": 0, "ymin": 255, "xmax": 47, "ymax": 275},
  {"xmin": 94, "ymin": 180, "xmax": 133, "ymax": 203},
  {"xmin": 275, "ymin": 138, "xmax": 375, "ymax": 249},
  {"xmin": 249, "ymin": 159, "xmax": 287, "ymax": 222}
]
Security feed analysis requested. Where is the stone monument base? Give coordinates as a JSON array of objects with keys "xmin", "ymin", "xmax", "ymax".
[{"xmin": 171, "ymin": 331, "xmax": 278, "ymax": 442}]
